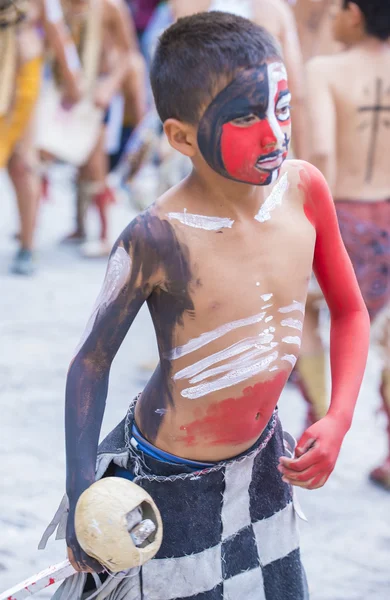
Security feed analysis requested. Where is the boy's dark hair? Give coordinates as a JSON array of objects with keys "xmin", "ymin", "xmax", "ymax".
[
  {"xmin": 343, "ymin": 0, "xmax": 390, "ymax": 40},
  {"xmin": 150, "ymin": 11, "xmax": 282, "ymax": 125}
]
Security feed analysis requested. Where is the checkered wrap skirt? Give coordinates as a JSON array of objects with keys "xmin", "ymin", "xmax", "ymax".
[
  {"xmin": 43, "ymin": 402, "xmax": 309, "ymax": 600},
  {"xmin": 123, "ymin": 404, "xmax": 308, "ymax": 600}
]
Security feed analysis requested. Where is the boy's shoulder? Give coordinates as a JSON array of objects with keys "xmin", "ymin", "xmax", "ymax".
[
  {"xmin": 282, "ymin": 159, "xmax": 328, "ymax": 202},
  {"xmin": 281, "ymin": 158, "xmax": 316, "ymax": 185},
  {"xmin": 117, "ymin": 183, "xmax": 189, "ymax": 252}
]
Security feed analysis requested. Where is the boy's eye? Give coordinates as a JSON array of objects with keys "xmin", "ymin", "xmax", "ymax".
[
  {"xmin": 230, "ymin": 114, "xmax": 260, "ymax": 127},
  {"xmin": 276, "ymin": 92, "xmax": 292, "ymax": 123}
]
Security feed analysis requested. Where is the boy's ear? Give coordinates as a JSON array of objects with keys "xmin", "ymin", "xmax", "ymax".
[
  {"xmin": 348, "ymin": 1, "xmax": 364, "ymax": 29},
  {"xmin": 163, "ymin": 118, "xmax": 197, "ymax": 158}
]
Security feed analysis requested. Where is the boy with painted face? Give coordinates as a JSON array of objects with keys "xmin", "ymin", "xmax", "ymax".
[
  {"xmin": 301, "ymin": 0, "xmax": 390, "ymax": 490},
  {"xmin": 43, "ymin": 11, "xmax": 369, "ymax": 599}
]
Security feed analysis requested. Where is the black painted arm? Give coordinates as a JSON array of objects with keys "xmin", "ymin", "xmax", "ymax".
[{"xmin": 64, "ymin": 213, "xmax": 163, "ymax": 569}]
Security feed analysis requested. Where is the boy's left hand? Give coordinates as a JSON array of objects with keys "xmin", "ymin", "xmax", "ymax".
[{"xmin": 278, "ymin": 414, "xmax": 346, "ymax": 490}]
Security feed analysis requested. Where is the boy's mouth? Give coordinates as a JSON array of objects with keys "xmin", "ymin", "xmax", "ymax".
[{"xmin": 255, "ymin": 151, "xmax": 284, "ymax": 172}]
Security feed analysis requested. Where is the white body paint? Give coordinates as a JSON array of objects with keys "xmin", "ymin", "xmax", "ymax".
[
  {"xmin": 282, "ymin": 336, "xmax": 302, "ymax": 347},
  {"xmin": 189, "ymin": 345, "xmax": 278, "ymax": 384},
  {"xmin": 261, "ymin": 293, "xmax": 273, "ymax": 301},
  {"xmin": 279, "ymin": 301, "xmax": 305, "ymax": 315},
  {"xmin": 167, "ymin": 211, "xmax": 234, "ymax": 231},
  {"xmin": 169, "ymin": 311, "xmax": 267, "ymax": 360},
  {"xmin": 74, "ymin": 247, "xmax": 131, "ymax": 355},
  {"xmin": 261, "ymin": 303, "xmax": 273, "ymax": 309},
  {"xmin": 181, "ymin": 351, "xmax": 279, "ymax": 400},
  {"xmin": 169, "ymin": 296, "xmax": 304, "ymax": 399},
  {"xmin": 281, "ymin": 318, "xmax": 303, "ymax": 332},
  {"xmin": 282, "ymin": 354, "xmax": 298, "ymax": 367},
  {"xmin": 173, "ymin": 334, "xmax": 276, "ymax": 381},
  {"xmin": 255, "ymin": 173, "xmax": 290, "ymax": 223}
]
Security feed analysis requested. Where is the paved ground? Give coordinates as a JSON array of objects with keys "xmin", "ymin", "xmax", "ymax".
[{"xmin": 1, "ymin": 168, "xmax": 389, "ymax": 599}]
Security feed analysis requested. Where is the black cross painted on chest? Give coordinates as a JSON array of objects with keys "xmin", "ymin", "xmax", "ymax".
[{"xmin": 358, "ymin": 78, "xmax": 390, "ymax": 182}]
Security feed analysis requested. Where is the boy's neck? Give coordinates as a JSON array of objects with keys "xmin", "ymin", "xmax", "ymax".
[{"xmin": 187, "ymin": 168, "xmax": 265, "ymax": 220}]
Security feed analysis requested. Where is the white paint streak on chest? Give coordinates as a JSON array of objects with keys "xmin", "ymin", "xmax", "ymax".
[
  {"xmin": 181, "ymin": 351, "xmax": 279, "ymax": 400},
  {"xmin": 261, "ymin": 294, "xmax": 273, "ymax": 301},
  {"xmin": 189, "ymin": 344, "xmax": 278, "ymax": 384},
  {"xmin": 74, "ymin": 247, "xmax": 131, "ymax": 355},
  {"xmin": 167, "ymin": 210, "xmax": 234, "ymax": 231},
  {"xmin": 281, "ymin": 318, "xmax": 303, "ymax": 332},
  {"xmin": 282, "ymin": 336, "xmax": 302, "ymax": 347},
  {"xmin": 173, "ymin": 333, "xmax": 276, "ymax": 381},
  {"xmin": 255, "ymin": 173, "xmax": 289, "ymax": 223},
  {"xmin": 278, "ymin": 301, "xmax": 305, "ymax": 315},
  {"xmin": 282, "ymin": 354, "xmax": 298, "ymax": 367},
  {"xmin": 169, "ymin": 311, "xmax": 267, "ymax": 360}
]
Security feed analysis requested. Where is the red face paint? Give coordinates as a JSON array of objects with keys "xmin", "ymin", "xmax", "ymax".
[
  {"xmin": 179, "ymin": 371, "xmax": 288, "ymax": 446},
  {"xmin": 198, "ymin": 62, "xmax": 291, "ymax": 186}
]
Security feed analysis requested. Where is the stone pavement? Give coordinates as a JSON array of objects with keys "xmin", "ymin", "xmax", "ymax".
[{"xmin": 0, "ymin": 168, "xmax": 389, "ymax": 599}]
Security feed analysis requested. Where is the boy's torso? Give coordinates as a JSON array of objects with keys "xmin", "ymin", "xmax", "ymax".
[
  {"xmin": 135, "ymin": 160, "xmax": 316, "ymax": 461},
  {"xmin": 325, "ymin": 47, "xmax": 390, "ymax": 201}
]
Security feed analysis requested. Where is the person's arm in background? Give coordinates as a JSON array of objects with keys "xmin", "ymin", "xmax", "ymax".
[
  {"xmin": 279, "ymin": 1, "xmax": 308, "ymax": 160},
  {"xmin": 305, "ymin": 56, "xmax": 337, "ymax": 190},
  {"xmin": 40, "ymin": 0, "xmax": 83, "ymax": 104},
  {"xmin": 117, "ymin": 0, "xmax": 147, "ymax": 124}
]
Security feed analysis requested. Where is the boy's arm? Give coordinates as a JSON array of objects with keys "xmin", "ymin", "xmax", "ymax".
[
  {"xmin": 65, "ymin": 214, "xmax": 162, "ymax": 572},
  {"xmin": 279, "ymin": 2, "xmax": 308, "ymax": 160},
  {"xmin": 305, "ymin": 57, "xmax": 337, "ymax": 189},
  {"xmin": 40, "ymin": 0, "xmax": 83, "ymax": 104},
  {"xmin": 279, "ymin": 162, "xmax": 370, "ymax": 489}
]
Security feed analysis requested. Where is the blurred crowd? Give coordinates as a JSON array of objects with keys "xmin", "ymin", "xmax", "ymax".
[
  {"xmin": 1, "ymin": 0, "xmax": 390, "ymax": 489},
  {"xmin": 0, "ymin": 0, "xmax": 340, "ymax": 274}
]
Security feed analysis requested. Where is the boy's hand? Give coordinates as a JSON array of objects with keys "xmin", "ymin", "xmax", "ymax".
[
  {"xmin": 278, "ymin": 414, "xmax": 346, "ymax": 490},
  {"xmin": 66, "ymin": 509, "xmax": 103, "ymax": 573}
]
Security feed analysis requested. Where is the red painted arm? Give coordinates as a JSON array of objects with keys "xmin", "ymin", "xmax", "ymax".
[{"xmin": 279, "ymin": 161, "xmax": 370, "ymax": 489}]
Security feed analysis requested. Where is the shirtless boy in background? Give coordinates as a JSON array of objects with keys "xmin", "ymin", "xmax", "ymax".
[
  {"xmin": 302, "ymin": 0, "xmax": 390, "ymax": 489},
  {"xmin": 52, "ymin": 12, "xmax": 369, "ymax": 597},
  {"xmin": 289, "ymin": 0, "xmax": 339, "ymax": 61},
  {"xmin": 0, "ymin": 0, "xmax": 82, "ymax": 275}
]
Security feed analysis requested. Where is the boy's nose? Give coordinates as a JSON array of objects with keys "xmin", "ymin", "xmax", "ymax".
[
  {"xmin": 260, "ymin": 119, "xmax": 284, "ymax": 149},
  {"xmin": 261, "ymin": 134, "xmax": 277, "ymax": 149}
]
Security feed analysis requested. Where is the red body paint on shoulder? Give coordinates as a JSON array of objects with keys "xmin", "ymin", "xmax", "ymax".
[{"xmin": 179, "ymin": 371, "xmax": 288, "ymax": 446}]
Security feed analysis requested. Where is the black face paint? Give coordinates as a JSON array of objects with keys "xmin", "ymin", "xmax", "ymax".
[{"xmin": 197, "ymin": 63, "xmax": 291, "ymax": 186}]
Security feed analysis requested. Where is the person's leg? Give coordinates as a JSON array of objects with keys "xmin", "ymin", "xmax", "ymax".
[
  {"xmin": 296, "ymin": 292, "xmax": 328, "ymax": 428},
  {"xmin": 8, "ymin": 143, "xmax": 41, "ymax": 275},
  {"xmin": 370, "ymin": 314, "xmax": 390, "ymax": 490},
  {"xmin": 80, "ymin": 128, "xmax": 114, "ymax": 257}
]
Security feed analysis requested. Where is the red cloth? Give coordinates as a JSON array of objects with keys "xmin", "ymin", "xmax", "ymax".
[
  {"xmin": 128, "ymin": 0, "xmax": 160, "ymax": 32},
  {"xmin": 335, "ymin": 199, "xmax": 390, "ymax": 320}
]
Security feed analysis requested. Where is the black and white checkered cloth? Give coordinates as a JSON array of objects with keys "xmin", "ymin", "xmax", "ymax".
[
  {"xmin": 42, "ymin": 401, "xmax": 308, "ymax": 600},
  {"xmin": 125, "ymin": 406, "xmax": 308, "ymax": 600}
]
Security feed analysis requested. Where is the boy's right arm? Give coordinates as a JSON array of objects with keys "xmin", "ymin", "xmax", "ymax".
[{"xmin": 65, "ymin": 214, "xmax": 162, "ymax": 572}]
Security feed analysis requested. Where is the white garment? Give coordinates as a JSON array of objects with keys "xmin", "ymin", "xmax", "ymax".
[{"xmin": 209, "ymin": 0, "xmax": 253, "ymax": 19}]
